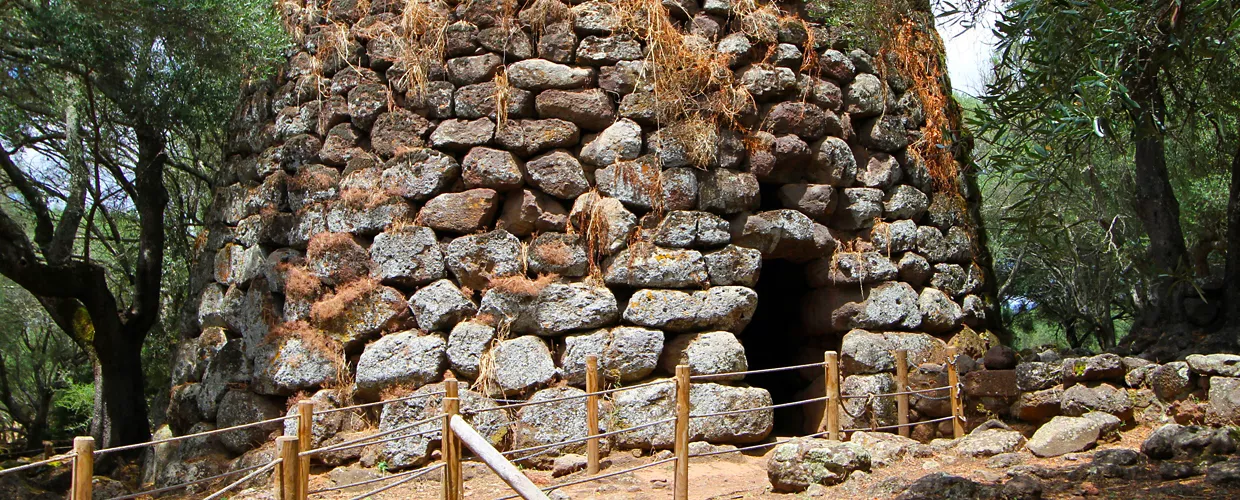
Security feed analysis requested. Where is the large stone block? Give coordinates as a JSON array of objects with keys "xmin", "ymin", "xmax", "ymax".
[
  {"xmin": 559, "ymin": 327, "xmax": 663, "ymax": 386},
  {"xmin": 963, "ymin": 370, "xmax": 1019, "ymax": 398}
]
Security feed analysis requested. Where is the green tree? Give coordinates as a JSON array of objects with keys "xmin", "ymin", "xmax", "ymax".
[
  {"xmin": 0, "ymin": 278, "xmax": 87, "ymax": 448},
  {"xmin": 0, "ymin": 0, "xmax": 285, "ymax": 449},
  {"xmin": 968, "ymin": 0, "xmax": 1240, "ymax": 342}
]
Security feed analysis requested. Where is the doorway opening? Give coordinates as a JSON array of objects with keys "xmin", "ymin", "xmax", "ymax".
[{"xmin": 741, "ymin": 258, "xmax": 838, "ymax": 435}]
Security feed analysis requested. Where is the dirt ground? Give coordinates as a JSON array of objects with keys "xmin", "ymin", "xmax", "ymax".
[{"xmin": 303, "ymin": 424, "xmax": 1240, "ymax": 500}]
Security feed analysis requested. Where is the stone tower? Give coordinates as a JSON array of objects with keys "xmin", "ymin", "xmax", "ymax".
[{"xmin": 164, "ymin": 0, "xmax": 997, "ymax": 479}]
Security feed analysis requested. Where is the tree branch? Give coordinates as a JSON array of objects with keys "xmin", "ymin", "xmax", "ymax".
[{"xmin": 0, "ymin": 146, "xmax": 54, "ymax": 248}]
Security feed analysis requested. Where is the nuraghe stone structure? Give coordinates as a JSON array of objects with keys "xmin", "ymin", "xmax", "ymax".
[{"xmin": 164, "ymin": 0, "xmax": 999, "ymax": 480}]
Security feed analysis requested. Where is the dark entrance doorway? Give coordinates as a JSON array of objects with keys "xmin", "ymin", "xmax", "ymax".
[{"xmin": 741, "ymin": 258, "xmax": 835, "ymax": 435}]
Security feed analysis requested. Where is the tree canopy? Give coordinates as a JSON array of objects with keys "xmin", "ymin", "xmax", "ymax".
[
  {"xmin": 0, "ymin": 0, "xmax": 286, "ymax": 448},
  {"xmin": 967, "ymin": 0, "xmax": 1240, "ymax": 349}
]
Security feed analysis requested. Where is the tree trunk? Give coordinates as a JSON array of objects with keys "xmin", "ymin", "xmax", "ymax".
[
  {"xmin": 1225, "ymin": 143, "xmax": 1240, "ymax": 324},
  {"xmin": 26, "ymin": 391, "xmax": 52, "ymax": 448},
  {"xmin": 92, "ymin": 325, "xmax": 151, "ymax": 450},
  {"xmin": 1127, "ymin": 74, "xmax": 1188, "ymax": 326}
]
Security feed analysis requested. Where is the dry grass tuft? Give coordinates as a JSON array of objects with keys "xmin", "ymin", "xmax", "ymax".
[
  {"xmin": 492, "ymin": 69, "xmax": 513, "ymax": 131},
  {"xmin": 533, "ymin": 238, "xmax": 574, "ymax": 268},
  {"xmin": 291, "ymin": 167, "xmax": 338, "ymax": 192},
  {"xmin": 338, "ymin": 187, "xmax": 400, "ymax": 209},
  {"xmin": 613, "ymin": 0, "xmax": 749, "ymax": 126},
  {"xmin": 282, "ymin": 262, "xmax": 324, "ymax": 302},
  {"xmin": 378, "ymin": 381, "xmax": 421, "ymax": 400},
  {"xmin": 883, "ymin": 17, "xmax": 961, "ymax": 194},
  {"xmin": 393, "ymin": 0, "xmax": 451, "ymax": 97},
  {"xmin": 732, "ymin": 0, "xmax": 781, "ymax": 43},
  {"xmin": 310, "ymin": 277, "xmax": 382, "ymax": 325},
  {"xmin": 518, "ymin": 0, "xmax": 573, "ymax": 36},
  {"xmin": 669, "ymin": 117, "xmax": 719, "ymax": 169},
  {"xmin": 486, "ymin": 273, "xmax": 557, "ymax": 297}
]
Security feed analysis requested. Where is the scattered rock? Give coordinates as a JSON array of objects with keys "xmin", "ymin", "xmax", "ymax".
[
  {"xmin": 1187, "ymin": 354, "xmax": 1240, "ymax": 377},
  {"xmin": 768, "ymin": 438, "xmax": 871, "ymax": 492},
  {"xmin": 1027, "ymin": 414, "xmax": 1112, "ymax": 458},
  {"xmin": 956, "ymin": 427, "xmax": 1028, "ymax": 457}
]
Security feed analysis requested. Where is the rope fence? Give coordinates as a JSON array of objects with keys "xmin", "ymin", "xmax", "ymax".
[
  {"xmin": 201, "ymin": 458, "xmax": 281, "ymax": 500},
  {"xmin": 93, "ymin": 413, "xmax": 298, "ymax": 457},
  {"xmin": 309, "ymin": 462, "xmax": 444, "ymax": 495},
  {"xmin": 104, "ymin": 462, "xmax": 272, "ymax": 500},
  {"xmin": 300, "ymin": 413, "xmax": 445, "ymax": 457},
  {"xmin": 0, "ymin": 452, "xmax": 74, "ymax": 476},
  {"xmin": 36, "ymin": 347, "xmax": 969, "ymax": 500},
  {"xmin": 315, "ymin": 390, "xmax": 447, "ymax": 416}
]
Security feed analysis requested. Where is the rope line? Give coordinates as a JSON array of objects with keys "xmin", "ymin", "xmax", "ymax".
[
  {"xmin": 302, "ymin": 413, "xmax": 445, "ymax": 457},
  {"xmin": 95, "ymin": 414, "xmax": 296, "ymax": 456},
  {"xmin": 202, "ymin": 458, "xmax": 281, "ymax": 500},
  {"xmin": 0, "ymin": 453, "xmax": 75, "ymax": 477},
  {"xmin": 476, "ymin": 379, "xmax": 678, "ymax": 415},
  {"xmin": 105, "ymin": 463, "xmax": 269, "ymax": 500},
  {"xmin": 502, "ymin": 417, "xmax": 676, "ymax": 459},
  {"xmin": 840, "ymin": 415, "xmax": 957, "ymax": 433},
  {"xmin": 688, "ymin": 361, "xmax": 826, "ymax": 381},
  {"xmin": 317, "ymin": 426, "xmax": 441, "ymax": 455},
  {"xmin": 839, "ymin": 394, "xmax": 874, "ymax": 419},
  {"xmin": 690, "ymin": 395, "xmax": 829, "ymax": 420},
  {"xmin": 316, "ymin": 391, "xmax": 447, "ymax": 416},
  {"xmin": 307, "ymin": 462, "xmax": 444, "ymax": 496},
  {"xmin": 345, "ymin": 463, "xmax": 444, "ymax": 500}
]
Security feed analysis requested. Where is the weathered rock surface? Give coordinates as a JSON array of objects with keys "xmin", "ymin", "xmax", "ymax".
[
  {"xmin": 216, "ymin": 390, "xmax": 283, "ymax": 454},
  {"xmin": 378, "ymin": 384, "xmax": 510, "ymax": 469},
  {"xmin": 444, "ymin": 230, "xmax": 524, "ymax": 289},
  {"xmin": 513, "ymin": 387, "xmax": 606, "ymax": 464},
  {"xmin": 1027, "ymin": 413, "xmax": 1120, "ymax": 458},
  {"xmin": 840, "ymin": 330, "xmax": 947, "ymax": 374},
  {"xmin": 622, "ymin": 287, "xmax": 757, "ymax": 333},
  {"xmin": 768, "ymin": 438, "xmax": 871, "ymax": 492},
  {"xmin": 659, "ymin": 331, "xmax": 748, "ymax": 381},
  {"xmin": 446, "ymin": 321, "xmax": 496, "ymax": 379},
  {"xmin": 409, "ymin": 279, "xmax": 477, "ymax": 332},
  {"xmin": 491, "ymin": 335, "xmax": 556, "ymax": 394},
  {"xmin": 355, "ymin": 331, "xmax": 445, "ymax": 397}
]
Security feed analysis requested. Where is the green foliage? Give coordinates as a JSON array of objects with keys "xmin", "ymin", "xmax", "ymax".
[
  {"xmin": 0, "ymin": 0, "xmax": 290, "ymax": 441},
  {"xmin": 968, "ymin": 0, "xmax": 1240, "ymax": 346},
  {"xmin": 54, "ymin": 383, "xmax": 95, "ymax": 436}
]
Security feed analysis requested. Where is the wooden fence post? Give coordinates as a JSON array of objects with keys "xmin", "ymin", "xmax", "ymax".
[
  {"xmin": 277, "ymin": 436, "xmax": 300, "ymax": 500},
  {"xmin": 946, "ymin": 346, "xmax": 965, "ymax": 439},
  {"xmin": 71, "ymin": 436, "xmax": 93, "ymax": 500},
  {"xmin": 42, "ymin": 441, "xmax": 54, "ymax": 459},
  {"xmin": 894, "ymin": 349, "xmax": 910, "ymax": 438},
  {"xmin": 297, "ymin": 399, "xmax": 314, "ymax": 499},
  {"xmin": 585, "ymin": 355, "xmax": 601, "ymax": 475},
  {"xmin": 825, "ymin": 351, "xmax": 840, "ymax": 441},
  {"xmin": 442, "ymin": 379, "xmax": 462, "ymax": 500},
  {"xmin": 673, "ymin": 365, "xmax": 690, "ymax": 500}
]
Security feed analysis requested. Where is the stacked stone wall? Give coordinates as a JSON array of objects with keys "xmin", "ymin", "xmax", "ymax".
[{"xmin": 165, "ymin": 0, "xmax": 996, "ymax": 478}]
